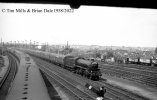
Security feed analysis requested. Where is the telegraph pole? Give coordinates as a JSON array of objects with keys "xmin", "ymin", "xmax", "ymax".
[
  {"xmin": 25, "ymin": 40, "xmax": 27, "ymax": 48},
  {"xmin": 1, "ymin": 38, "xmax": 3, "ymax": 56},
  {"xmin": 30, "ymin": 40, "xmax": 31, "ymax": 49}
]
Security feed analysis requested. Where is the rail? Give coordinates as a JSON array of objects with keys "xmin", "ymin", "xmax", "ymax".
[
  {"xmin": 38, "ymin": 64, "xmax": 96, "ymax": 100},
  {"xmin": 0, "ymin": 53, "xmax": 18, "ymax": 100}
]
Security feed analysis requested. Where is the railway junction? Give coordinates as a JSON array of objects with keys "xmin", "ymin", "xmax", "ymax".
[{"xmin": 0, "ymin": 48, "xmax": 157, "ymax": 100}]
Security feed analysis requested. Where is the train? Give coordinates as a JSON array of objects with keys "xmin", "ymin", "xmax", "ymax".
[
  {"xmin": 25, "ymin": 49, "xmax": 102, "ymax": 80},
  {"xmin": 125, "ymin": 57, "xmax": 157, "ymax": 66}
]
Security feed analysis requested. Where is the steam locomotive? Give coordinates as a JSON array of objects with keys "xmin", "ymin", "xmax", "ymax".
[{"xmin": 26, "ymin": 49, "xmax": 102, "ymax": 80}]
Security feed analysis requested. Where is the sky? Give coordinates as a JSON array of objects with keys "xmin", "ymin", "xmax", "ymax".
[{"xmin": 0, "ymin": 3, "xmax": 157, "ymax": 47}]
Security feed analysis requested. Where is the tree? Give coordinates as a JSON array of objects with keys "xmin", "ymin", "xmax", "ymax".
[
  {"xmin": 95, "ymin": 52, "xmax": 101, "ymax": 58},
  {"xmin": 41, "ymin": 45, "xmax": 47, "ymax": 51},
  {"xmin": 106, "ymin": 51, "xmax": 114, "ymax": 58},
  {"xmin": 61, "ymin": 47, "xmax": 73, "ymax": 55},
  {"xmin": 101, "ymin": 51, "xmax": 114, "ymax": 61}
]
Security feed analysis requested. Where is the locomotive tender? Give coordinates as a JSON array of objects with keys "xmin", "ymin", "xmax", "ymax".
[{"xmin": 26, "ymin": 49, "xmax": 102, "ymax": 80}]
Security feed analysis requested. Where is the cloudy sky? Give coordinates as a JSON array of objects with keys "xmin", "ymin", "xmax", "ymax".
[{"xmin": 0, "ymin": 3, "xmax": 157, "ymax": 47}]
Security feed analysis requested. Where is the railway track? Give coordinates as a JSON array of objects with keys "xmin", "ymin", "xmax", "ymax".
[
  {"xmin": 100, "ymin": 63, "xmax": 157, "ymax": 77},
  {"xmin": 99, "ymin": 62, "xmax": 157, "ymax": 72},
  {"xmin": 99, "ymin": 62, "xmax": 157, "ymax": 88},
  {"xmin": 31, "ymin": 56, "xmax": 149, "ymax": 100},
  {"xmin": 0, "ymin": 52, "xmax": 18, "ymax": 100},
  {"xmin": 97, "ymin": 81, "xmax": 149, "ymax": 100},
  {"xmin": 38, "ymin": 62, "xmax": 96, "ymax": 100},
  {"xmin": 120, "ymin": 64, "xmax": 157, "ymax": 71},
  {"xmin": 102, "ymin": 68, "xmax": 157, "ymax": 88},
  {"xmin": 101, "ymin": 64, "xmax": 157, "ymax": 78}
]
